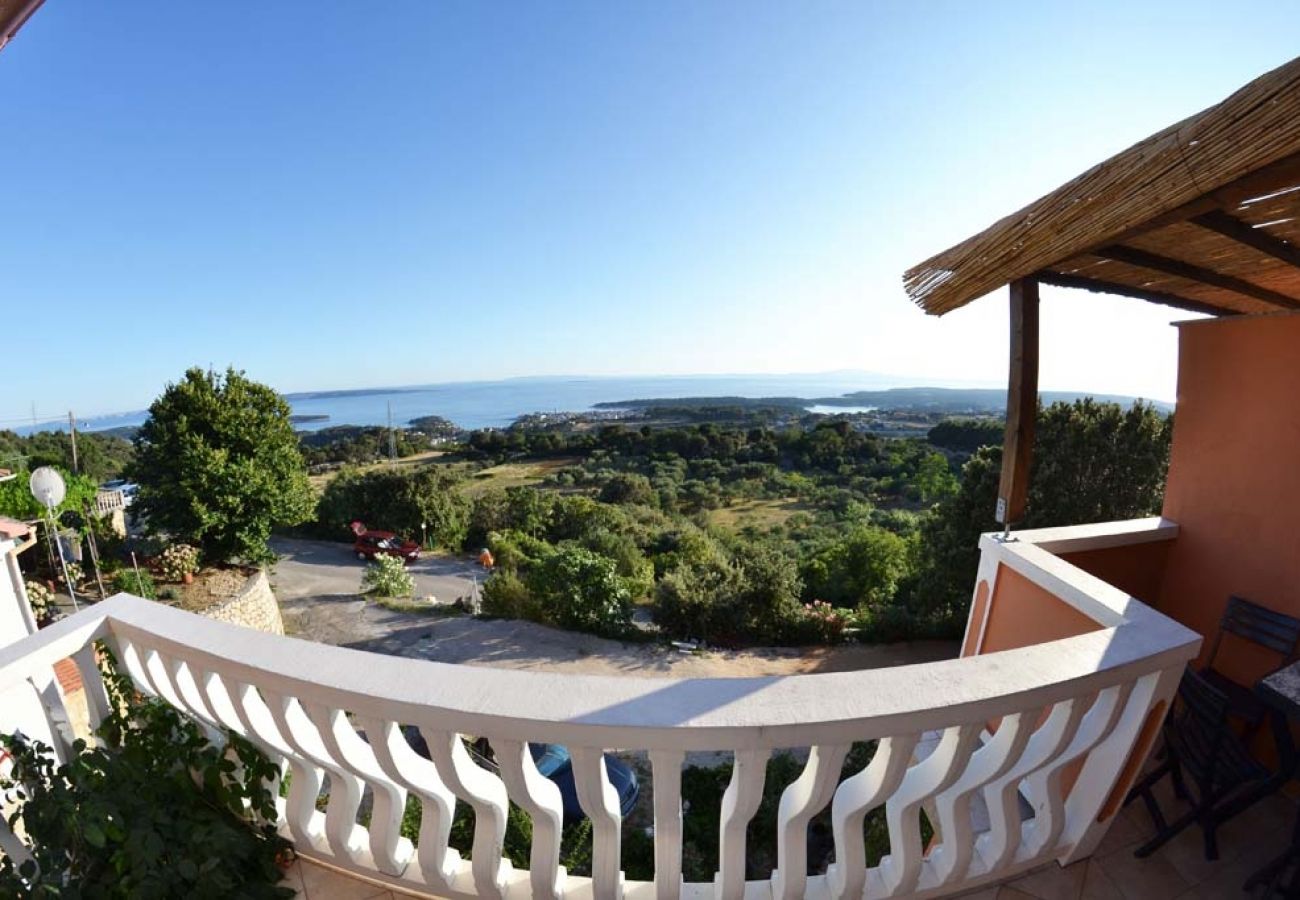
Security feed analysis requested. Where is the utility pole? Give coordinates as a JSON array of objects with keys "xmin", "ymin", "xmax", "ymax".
[
  {"xmin": 387, "ymin": 402, "xmax": 396, "ymax": 461},
  {"xmin": 68, "ymin": 411, "xmax": 79, "ymax": 473}
]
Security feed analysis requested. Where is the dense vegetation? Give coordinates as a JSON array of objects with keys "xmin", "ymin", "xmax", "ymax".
[
  {"xmin": 303, "ymin": 397, "xmax": 1172, "ymax": 646},
  {"xmin": 0, "ymin": 652, "xmax": 290, "ymax": 898},
  {"xmin": 0, "ymin": 429, "xmax": 133, "ymax": 482}
]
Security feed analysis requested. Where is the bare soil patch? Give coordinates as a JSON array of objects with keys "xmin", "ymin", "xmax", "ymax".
[{"xmin": 164, "ymin": 565, "xmax": 254, "ymax": 613}]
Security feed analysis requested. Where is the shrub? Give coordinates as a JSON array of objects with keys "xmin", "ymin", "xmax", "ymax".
[
  {"xmin": 791, "ymin": 600, "xmax": 848, "ymax": 644},
  {"xmin": 112, "ymin": 568, "xmax": 157, "ymax": 600},
  {"xmin": 61, "ymin": 561, "xmax": 84, "ymax": 587},
  {"xmin": 526, "ymin": 546, "xmax": 633, "ymax": 638},
  {"xmin": 159, "ymin": 543, "xmax": 201, "ymax": 582},
  {"xmin": 24, "ymin": 580, "xmax": 56, "ymax": 626},
  {"xmin": 0, "ymin": 651, "xmax": 291, "ymax": 898},
  {"xmin": 316, "ymin": 466, "xmax": 468, "ymax": 549},
  {"xmin": 361, "ymin": 554, "xmax": 415, "ymax": 599},
  {"xmin": 480, "ymin": 570, "xmax": 542, "ymax": 622}
]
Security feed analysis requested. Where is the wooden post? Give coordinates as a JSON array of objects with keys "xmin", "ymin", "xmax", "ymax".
[{"xmin": 996, "ymin": 278, "xmax": 1039, "ymax": 526}]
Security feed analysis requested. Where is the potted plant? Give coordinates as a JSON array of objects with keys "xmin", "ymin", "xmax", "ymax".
[{"xmin": 159, "ymin": 543, "xmax": 201, "ymax": 585}]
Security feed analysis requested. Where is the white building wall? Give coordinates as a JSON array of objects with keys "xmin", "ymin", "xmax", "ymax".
[{"xmin": 0, "ymin": 538, "xmax": 36, "ymax": 651}]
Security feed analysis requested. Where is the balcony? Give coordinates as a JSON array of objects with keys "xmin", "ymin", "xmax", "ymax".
[{"xmin": 0, "ymin": 518, "xmax": 1202, "ymax": 899}]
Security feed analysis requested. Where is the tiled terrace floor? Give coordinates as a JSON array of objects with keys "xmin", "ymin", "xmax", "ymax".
[{"xmin": 277, "ymin": 778, "xmax": 1298, "ymax": 899}]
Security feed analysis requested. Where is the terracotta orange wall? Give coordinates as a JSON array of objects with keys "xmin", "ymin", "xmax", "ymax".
[
  {"xmin": 1059, "ymin": 540, "xmax": 1172, "ymax": 608},
  {"xmin": 1159, "ymin": 312, "xmax": 1300, "ymax": 686},
  {"xmin": 974, "ymin": 564, "xmax": 1103, "ymax": 655}
]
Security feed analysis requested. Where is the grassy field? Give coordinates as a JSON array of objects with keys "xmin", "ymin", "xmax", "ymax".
[
  {"xmin": 707, "ymin": 497, "xmax": 806, "ymax": 530},
  {"xmin": 307, "ymin": 450, "xmax": 448, "ymax": 491},
  {"xmin": 458, "ymin": 457, "xmax": 578, "ymax": 497}
]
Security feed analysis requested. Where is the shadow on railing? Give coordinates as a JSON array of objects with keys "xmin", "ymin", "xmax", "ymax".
[{"xmin": 0, "ymin": 518, "xmax": 1200, "ymax": 899}]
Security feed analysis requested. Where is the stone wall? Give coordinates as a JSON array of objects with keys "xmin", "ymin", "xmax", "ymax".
[{"xmin": 199, "ymin": 569, "xmax": 284, "ymax": 635}]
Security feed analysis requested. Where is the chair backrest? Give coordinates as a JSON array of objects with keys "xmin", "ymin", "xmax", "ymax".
[
  {"xmin": 1168, "ymin": 666, "xmax": 1233, "ymax": 783},
  {"xmin": 1206, "ymin": 595, "xmax": 1300, "ymax": 670}
]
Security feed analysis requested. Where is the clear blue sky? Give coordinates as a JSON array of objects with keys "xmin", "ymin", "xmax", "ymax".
[{"xmin": 3, "ymin": 0, "xmax": 1300, "ymax": 423}]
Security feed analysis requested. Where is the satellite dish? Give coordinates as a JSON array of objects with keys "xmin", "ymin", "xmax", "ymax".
[{"xmin": 29, "ymin": 466, "xmax": 66, "ymax": 510}]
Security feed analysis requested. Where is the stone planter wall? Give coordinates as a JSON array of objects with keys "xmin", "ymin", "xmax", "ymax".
[{"xmin": 199, "ymin": 569, "xmax": 284, "ymax": 635}]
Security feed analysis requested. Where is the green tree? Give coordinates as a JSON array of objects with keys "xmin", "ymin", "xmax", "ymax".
[
  {"xmin": 802, "ymin": 526, "xmax": 909, "ymax": 609},
  {"xmin": 915, "ymin": 452, "xmax": 958, "ymax": 504},
  {"xmin": 912, "ymin": 400, "xmax": 1172, "ymax": 632},
  {"xmin": 598, "ymin": 472, "xmax": 656, "ymax": 506},
  {"xmin": 316, "ymin": 467, "xmax": 468, "ymax": 549},
  {"xmin": 129, "ymin": 368, "xmax": 313, "ymax": 564}
]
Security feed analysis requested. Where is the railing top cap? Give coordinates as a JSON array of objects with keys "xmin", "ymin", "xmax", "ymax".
[{"xmin": 1, "ymin": 519, "xmax": 1199, "ymax": 749}]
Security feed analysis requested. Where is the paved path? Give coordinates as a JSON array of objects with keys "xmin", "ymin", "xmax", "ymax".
[{"xmin": 270, "ymin": 537, "xmax": 482, "ymax": 604}]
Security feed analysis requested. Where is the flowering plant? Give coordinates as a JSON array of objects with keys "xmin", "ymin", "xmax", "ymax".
[
  {"xmin": 798, "ymin": 599, "xmax": 847, "ymax": 644},
  {"xmin": 25, "ymin": 580, "xmax": 57, "ymax": 626},
  {"xmin": 159, "ymin": 543, "xmax": 201, "ymax": 582}
]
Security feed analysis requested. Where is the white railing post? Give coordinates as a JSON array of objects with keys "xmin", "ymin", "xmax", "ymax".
[
  {"xmin": 715, "ymin": 749, "xmax": 770, "ymax": 900},
  {"xmin": 649, "ymin": 749, "xmax": 685, "ymax": 900},
  {"xmin": 770, "ymin": 743, "xmax": 850, "ymax": 899},
  {"xmin": 1059, "ymin": 666, "xmax": 1183, "ymax": 864}
]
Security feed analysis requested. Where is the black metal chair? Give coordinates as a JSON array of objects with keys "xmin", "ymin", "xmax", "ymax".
[
  {"xmin": 1126, "ymin": 666, "xmax": 1274, "ymax": 860},
  {"xmin": 1201, "ymin": 595, "xmax": 1300, "ymax": 737}
]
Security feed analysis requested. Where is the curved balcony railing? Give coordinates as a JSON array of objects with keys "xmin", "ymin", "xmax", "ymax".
[{"xmin": 0, "ymin": 518, "xmax": 1200, "ymax": 899}]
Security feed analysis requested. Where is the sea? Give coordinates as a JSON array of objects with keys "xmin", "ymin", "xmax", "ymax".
[{"xmin": 51, "ymin": 372, "xmax": 925, "ymax": 435}]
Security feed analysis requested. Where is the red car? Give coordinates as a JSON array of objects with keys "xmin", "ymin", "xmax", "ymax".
[{"xmin": 353, "ymin": 529, "xmax": 420, "ymax": 563}]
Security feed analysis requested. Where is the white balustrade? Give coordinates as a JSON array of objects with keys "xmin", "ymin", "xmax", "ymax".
[{"xmin": 0, "ymin": 518, "xmax": 1201, "ymax": 899}]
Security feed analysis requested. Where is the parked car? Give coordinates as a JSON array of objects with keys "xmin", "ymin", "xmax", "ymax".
[
  {"xmin": 398, "ymin": 729, "xmax": 640, "ymax": 823},
  {"xmin": 529, "ymin": 742, "xmax": 640, "ymax": 822},
  {"xmin": 353, "ymin": 530, "xmax": 420, "ymax": 562}
]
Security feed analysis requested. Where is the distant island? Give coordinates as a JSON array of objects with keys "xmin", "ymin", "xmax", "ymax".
[{"xmin": 597, "ymin": 386, "xmax": 1173, "ymax": 415}]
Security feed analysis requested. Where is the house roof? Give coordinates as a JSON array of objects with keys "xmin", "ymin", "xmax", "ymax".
[
  {"xmin": 904, "ymin": 56, "xmax": 1300, "ymax": 318},
  {"xmin": 0, "ymin": 0, "xmax": 43, "ymax": 53},
  {"xmin": 0, "ymin": 517, "xmax": 30, "ymax": 541}
]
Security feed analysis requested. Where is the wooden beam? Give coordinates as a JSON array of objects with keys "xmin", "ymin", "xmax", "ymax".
[
  {"xmin": 1036, "ymin": 271, "xmax": 1234, "ymax": 317},
  {"xmin": 1097, "ymin": 149, "xmax": 1300, "ymax": 249},
  {"xmin": 1095, "ymin": 244, "xmax": 1300, "ymax": 310},
  {"xmin": 997, "ymin": 278, "xmax": 1039, "ymax": 526},
  {"xmin": 1189, "ymin": 209, "xmax": 1300, "ymax": 269}
]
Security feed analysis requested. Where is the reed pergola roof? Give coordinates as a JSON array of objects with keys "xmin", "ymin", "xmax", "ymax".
[
  {"xmin": 0, "ymin": 0, "xmax": 43, "ymax": 53},
  {"xmin": 905, "ymin": 56, "xmax": 1300, "ymax": 318}
]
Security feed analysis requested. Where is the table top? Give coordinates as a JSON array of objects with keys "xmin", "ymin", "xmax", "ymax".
[{"xmin": 1258, "ymin": 660, "xmax": 1300, "ymax": 718}]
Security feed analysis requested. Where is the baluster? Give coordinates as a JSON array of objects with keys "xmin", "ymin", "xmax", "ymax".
[
  {"xmin": 116, "ymin": 639, "xmax": 157, "ymax": 699},
  {"xmin": 154, "ymin": 654, "xmax": 213, "ymax": 724},
  {"xmin": 928, "ymin": 713, "xmax": 1034, "ymax": 887},
  {"xmin": 360, "ymin": 718, "xmax": 461, "ymax": 893},
  {"xmin": 715, "ymin": 749, "xmax": 770, "ymax": 900},
  {"xmin": 419, "ymin": 728, "xmax": 510, "ymax": 899},
  {"xmin": 225, "ymin": 681, "xmax": 324, "ymax": 850},
  {"xmin": 149, "ymin": 653, "xmax": 226, "ymax": 745},
  {"xmin": 264, "ymin": 692, "xmax": 367, "ymax": 864},
  {"xmin": 770, "ymin": 744, "xmax": 850, "ymax": 899},
  {"xmin": 194, "ymin": 669, "xmax": 289, "ymax": 770},
  {"xmin": 828, "ymin": 734, "xmax": 920, "ymax": 900},
  {"xmin": 878, "ymin": 723, "xmax": 981, "ymax": 896},
  {"xmin": 1023, "ymin": 682, "xmax": 1129, "ymax": 856},
  {"xmin": 140, "ymin": 649, "xmax": 188, "ymax": 712},
  {"xmin": 649, "ymin": 749, "xmax": 685, "ymax": 900},
  {"xmin": 496, "ymin": 739, "xmax": 566, "ymax": 900},
  {"xmin": 571, "ymin": 747, "xmax": 624, "ymax": 900},
  {"xmin": 977, "ymin": 697, "xmax": 1088, "ymax": 873},
  {"xmin": 70, "ymin": 644, "xmax": 111, "ymax": 733},
  {"xmin": 302, "ymin": 703, "xmax": 411, "ymax": 876}
]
